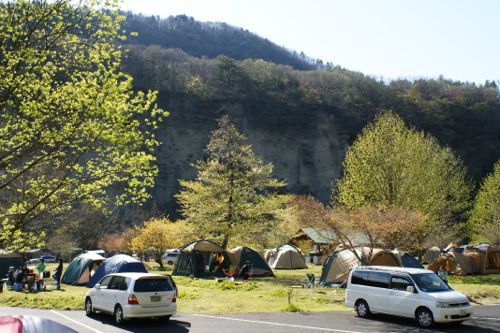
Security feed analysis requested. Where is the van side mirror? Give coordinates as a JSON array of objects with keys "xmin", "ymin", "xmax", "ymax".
[
  {"xmin": 406, "ymin": 286, "xmax": 415, "ymax": 293},
  {"xmin": 94, "ymin": 283, "xmax": 100, "ymax": 289}
]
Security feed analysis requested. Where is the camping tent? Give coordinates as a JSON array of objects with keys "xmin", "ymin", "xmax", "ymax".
[
  {"xmin": 319, "ymin": 247, "xmax": 402, "ymax": 286},
  {"xmin": 0, "ymin": 252, "xmax": 23, "ymax": 280},
  {"xmin": 484, "ymin": 245, "xmax": 500, "ymax": 274},
  {"xmin": 320, "ymin": 249, "xmax": 359, "ymax": 285},
  {"xmin": 62, "ymin": 252, "xmax": 105, "ymax": 285},
  {"xmin": 229, "ymin": 246, "xmax": 273, "ymax": 277},
  {"xmin": 87, "ymin": 254, "xmax": 147, "ymax": 287},
  {"xmin": 399, "ymin": 253, "xmax": 424, "ymax": 268},
  {"xmin": 422, "ymin": 246, "xmax": 442, "ymax": 264},
  {"xmin": 465, "ymin": 244, "xmax": 500, "ymax": 274},
  {"xmin": 427, "ymin": 251, "xmax": 476, "ymax": 275},
  {"xmin": 173, "ymin": 240, "xmax": 237, "ymax": 278},
  {"xmin": 268, "ymin": 244, "xmax": 307, "ymax": 269}
]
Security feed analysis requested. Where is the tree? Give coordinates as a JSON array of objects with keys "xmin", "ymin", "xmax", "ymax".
[
  {"xmin": 335, "ymin": 112, "xmax": 472, "ymax": 235},
  {"xmin": 176, "ymin": 116, "xmax": 287, "ymax": 249},
  {"xmin": 469, "ymin": 161, "xmax": 500, "ymax": 243},
  {"xmin": 131, "ymin": 218, "xmax": 193, "ymax": 269},
  {"xmin": 0, "ymin": 0, "xmax": 167, "ymax": 250}
]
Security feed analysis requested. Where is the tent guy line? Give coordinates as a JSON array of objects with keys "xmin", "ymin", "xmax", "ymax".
[{"xmin": 49, "ymin": 310, "xmax": 104, "ymax": 333}]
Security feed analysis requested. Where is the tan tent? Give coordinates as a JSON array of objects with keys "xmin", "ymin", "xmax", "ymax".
[
  {"xmin": 427, "ymin": 252, "xmax": 476, "ymax": 275},
  {"xmin": 268, "ymin": 244, "xmax": 307, "ymax": 269},
  {"xmin": 320, "ymin": 247, "xmax": 402, "ymax": 285},
  {"xmin": 485, "ymin": 246, "xmax": 500, "ymax": 273},
  {"xmin": 422, "ymin": 246, "xmax": 441, "ymax": 264}
]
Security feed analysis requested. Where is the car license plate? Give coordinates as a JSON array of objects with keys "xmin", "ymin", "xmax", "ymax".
[
  {"xmin": 459, "ymin": 310, "xmax": 466, "ymax": 315},
  {"xmin": 151, "ymin": 296, "xmax": 161, "ymax": 302}
]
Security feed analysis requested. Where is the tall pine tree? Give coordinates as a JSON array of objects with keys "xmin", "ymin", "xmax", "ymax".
[{"xmin": 176, "ymin": 116, "xmax": 286, "ymax": 249}]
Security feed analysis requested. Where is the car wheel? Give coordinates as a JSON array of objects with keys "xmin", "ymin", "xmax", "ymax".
[
  {"xmin": 114, "ymin": 305, "xmax": 124, "ymax": 325},
  {"xmin": 355, "ymin": 300, "xmax": 370, "ymax": 318},
  {"xmin": 85, "ymin": 297, "xmax": 94, "ymax": 316},
  {"xmin": 416, "ymin": 308, "xmax": 434, "ymax": 328},
  {"xmin": 160, "ymin": 315, "xmax": 171, "ymax": 321}
]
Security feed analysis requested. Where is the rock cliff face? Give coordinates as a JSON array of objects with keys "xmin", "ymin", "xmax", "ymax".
[{"xmin": 150, "ymin": 102, "xmax": 349, "ymax": 216}]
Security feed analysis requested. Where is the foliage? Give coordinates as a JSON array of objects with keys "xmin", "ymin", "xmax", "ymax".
[
  {"xmin": 131, "ymin": 218, "xmax": 193, "ymax": 268},
  {"xmin": 176, "ymin": 116, "xmax": 287, "ymax": 249},
  {"xmin": 124, "ymin": 14, "xmax": 316, "ymax": 70},
  {"xmin": 469, "ymin": 161, "xmax": 500, "ymax": 243},
  {"xmin": 0, "ymin": 0, "xmax": 167, "ymax": 251},
  {"xmin": 335, "ymin": 112, "xmax": 472, "ymax": 236}
]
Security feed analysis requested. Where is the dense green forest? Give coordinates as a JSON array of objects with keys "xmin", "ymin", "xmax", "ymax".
[
  {"xmin": 117, "ymin": 14, "xmax": 499, "ymax": 216},
  {"xmin": 123, "ymin": 13, "xmax": 319, "ymax": 70}
]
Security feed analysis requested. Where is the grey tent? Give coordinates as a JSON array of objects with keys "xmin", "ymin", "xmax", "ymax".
[
  {"xmin": 62, "ymin": 252, "xmax": 105, "ymax": 285},
  {"xmin": 229, "ymin": 246, "xmax": 273, "ymax": 277},
  {"xmin": 422, "ymin": 246, "xmax": 441, "ymax": 264}
]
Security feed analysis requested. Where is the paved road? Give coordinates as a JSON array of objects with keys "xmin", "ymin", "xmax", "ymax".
[{"xmin": 0, "ymin": 305, "xmax": 499, "ymax": 333}]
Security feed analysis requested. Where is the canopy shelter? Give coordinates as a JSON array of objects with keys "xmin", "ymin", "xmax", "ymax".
[
  {"xmin": 87, "ymin": 254, "xmax": 147, "ymax": 287},
  {"xmin": 267, "ymin": 244, "xmax": 307, "ymax": 269},
  {"xmin": 62, "ymin": 252, "xmax": 105, "ymax": 285},
  {"xmin": 229, "ymin": 246, "xmax": 273, "ymax": 277},
  {"xmin": 464, "ymin": 244, "xmax": 500, "ymax": 274},
  {"xmin": 0, "ymin": 252, "xmax": 23, "ymax": 280},
  {"xmin": 173, "ymin": 240, "xmax": 237, "ymax": 278},
  {"xmin": 319, "ymin": 247, "xmax": 402, "ymax": 286}
]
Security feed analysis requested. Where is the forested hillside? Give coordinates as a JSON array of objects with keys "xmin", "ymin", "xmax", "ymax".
[
  {"xmin": 120, "ymin": 14, "xmax": 500, "ymax": 216},
  {"xmin": 123, "ymin": 13, "xmax": 318, "ymax": 70}
]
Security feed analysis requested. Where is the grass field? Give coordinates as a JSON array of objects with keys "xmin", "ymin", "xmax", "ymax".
[{"xmin": 1, "ymin": 263, "xmax": 499, "ymax": 313}]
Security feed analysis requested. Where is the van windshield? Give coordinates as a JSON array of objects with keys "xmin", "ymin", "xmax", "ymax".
[{"xmin": 411, "ymin": 273, "xmax": 450, "ymax": 292}]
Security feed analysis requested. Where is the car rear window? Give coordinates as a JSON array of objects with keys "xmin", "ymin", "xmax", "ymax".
[{"xmin": 134, "ymin": 278, "xmax": 173, "ymax": 292}]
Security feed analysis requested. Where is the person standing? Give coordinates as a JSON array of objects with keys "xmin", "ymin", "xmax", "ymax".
[
  {"xmin": 36, "ymin": 259, "xmax": 46, "ymax": 279},
  {"xmin": 438, "ymin": 266, "xmax": 449, "ymax": 285},
  {"xmin": 55, "ymin": 258, "xmax": 63, "ymax": 290}
]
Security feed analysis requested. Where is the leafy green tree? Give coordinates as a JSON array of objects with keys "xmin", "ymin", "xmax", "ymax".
[
  {"xmin": 469, "ymin": 161, "xmax": 500, "ymax": 243},
  {"xmin": 176, "ymin": 116, "xmax": 287, "ymax": 249},
  {"xmin": 0, "ymin": 0, "xmax": 167, "ymax": 251},
  {"xmin": 131, "ymin": 218, "xmax": 193, "ymax": 269},
  {"xmin": 335, "ymin": 112, "xmax": 472, "ymax": 235}
]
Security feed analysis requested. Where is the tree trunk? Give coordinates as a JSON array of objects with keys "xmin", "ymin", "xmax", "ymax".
[
  {"xmin": 156, "ymin": 254, "xmax": 164, "ymax": 270},
  {"xmin": 221, "ymin": 234, "xmax": 229, "ymax": 250}
]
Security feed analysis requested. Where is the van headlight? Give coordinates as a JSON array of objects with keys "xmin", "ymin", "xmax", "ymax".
[{"xmin": 436, "ymin": 302, "xmax": 448, "ymax": 308}]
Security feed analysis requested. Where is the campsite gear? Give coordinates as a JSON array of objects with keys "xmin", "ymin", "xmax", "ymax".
[
  {"xmin": 0, "ymin": 316, "xmax": 77, "ymax": 333},
  {"xmin": 62, "ymin": 252, "xmax": 105, "ymax": 285},
  {"xmin": 87, "ymin": 254, "xmax": 147, "ymax": 287},
  {"xmin": 304, "ymin": 273, "xmax": 317, "ymax": 288},
  {"xmin": 229, "ymin": 246, "xmax": 273, "ymax": 277},
  {"xmin": 428, "ymin": 244, "xmax": 500, "ymax": 275},
  {"xmin": 267, "ymin": 244, "xmax": 307, "ymax": 269},
  {"xmin": 173, "ymin": 240, "xmax": 237, "ymax": 278},
  {"xmin": 320, "ymin": 247, "xmax": 402, "ymax": 286}
]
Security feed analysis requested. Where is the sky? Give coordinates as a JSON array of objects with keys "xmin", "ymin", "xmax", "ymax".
[{"xmin": 120, "ymin": 0, "xmax": 500, "ymax": 84}]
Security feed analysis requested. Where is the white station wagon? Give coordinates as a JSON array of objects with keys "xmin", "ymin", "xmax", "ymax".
[
  {"xmin": 84, "ymin": 272, "xmax": 177, "ymax": 324},
  {"xmin": 345, "ymin": 266, "xmax": 473, "ymax": 328}
]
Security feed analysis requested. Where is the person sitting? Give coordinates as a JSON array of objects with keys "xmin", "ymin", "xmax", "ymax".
[
  {"xmin": 239, "ymin": 261, "xmax": 253, "ymax": 280},
  {"xmin": 13, "ymin": 267, "xmax": 24, "ymax": 292},
  {"xmin": 438, "ymin": 266, "xmax": 449, "ymax": 285}
]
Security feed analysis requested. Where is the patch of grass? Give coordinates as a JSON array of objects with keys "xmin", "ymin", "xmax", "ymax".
[{"xmin": 284, "ymin": 303, "xmax": 303, "ymax": 312}]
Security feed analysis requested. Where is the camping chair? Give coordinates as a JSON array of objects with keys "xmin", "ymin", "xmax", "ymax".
[{"xmin": 304, "ymin": 273, "xmax": 317, "ymax": 288}]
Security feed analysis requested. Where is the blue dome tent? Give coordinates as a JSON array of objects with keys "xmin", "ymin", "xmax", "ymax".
[{"xmin": 87, "ymin": 254, "xmax": 147, "ymax": 287}]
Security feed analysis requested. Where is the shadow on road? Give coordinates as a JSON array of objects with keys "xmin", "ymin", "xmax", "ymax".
[
  {"xmin": 363, "ymin": 313, "xmax": 500, "ymax": 333},
  {"xmin": 89, "ymin": 313, "xmax": 191, "ymax": 332}
]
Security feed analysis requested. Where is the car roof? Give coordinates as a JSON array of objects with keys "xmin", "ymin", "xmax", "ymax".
[
  {"xmin": 105, "ymin": 272, "xmax": 169, "ymax": 279},
  {"xmin": 353, "ymin": 265, "xmax": 434, "ymax": 274}
]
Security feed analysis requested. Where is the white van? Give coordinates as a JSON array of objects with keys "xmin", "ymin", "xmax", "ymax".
[{"xmin": 345, "ymin": 266, "xmax": 472, "ymax": 327}]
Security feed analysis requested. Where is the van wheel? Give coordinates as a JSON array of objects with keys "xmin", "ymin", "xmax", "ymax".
[
  {"xmin": 85, "ymin": 297, "xmax": 94, "ymax": 316},
  {"xmin": 416, "ymin": 308, "xmax": 434, "ymax": 328},
  {"xmin": 114, "ymin": 305, "xmax": 124, "ymax": 325},
  {"xmin": 355, "ymin": 300, "xmax": 370, "ymax": 318}
]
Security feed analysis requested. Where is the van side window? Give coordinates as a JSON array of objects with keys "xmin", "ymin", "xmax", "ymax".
[
  {"xmin": 391, "ymin": 276, "xmax": 413, "ymax": 291},
  {"xmin": 351, "ymin": 270, "xmax": 369, "ymax": 285},
  {"xmin": 351, "ymin": 270, "xmax": 390, "ymax": 288},
  {"xmin": 367, "ymin": 271, "xmax": 390, "ymax": 288}
]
